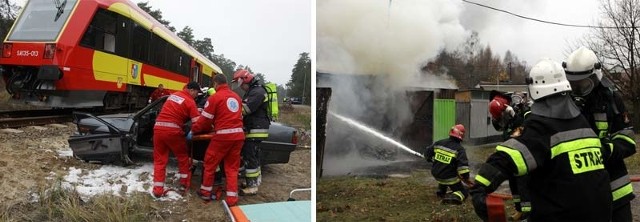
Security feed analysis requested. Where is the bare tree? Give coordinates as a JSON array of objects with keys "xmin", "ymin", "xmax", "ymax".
[
  {"xmin": 0, "ymin": 0, "xmax": 19, "ymax": 50},
  {"xmin": 581, "ymin": 0, "xmax": 640, "ymax": 127}
]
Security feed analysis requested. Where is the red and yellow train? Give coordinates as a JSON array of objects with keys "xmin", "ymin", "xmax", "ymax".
[{"xmin": 0, "ymin": 0, "xmax": 221, "ymax": 109}]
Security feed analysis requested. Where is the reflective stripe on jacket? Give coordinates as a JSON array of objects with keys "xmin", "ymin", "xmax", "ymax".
[{"xmin": 474, "ymin": 113, "xmax": 611, "ymax": 221}]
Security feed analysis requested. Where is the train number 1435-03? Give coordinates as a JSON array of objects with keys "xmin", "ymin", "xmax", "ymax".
[{"xmin": 16, "ymin": 50, "xmax": 38, "ymax": 57}]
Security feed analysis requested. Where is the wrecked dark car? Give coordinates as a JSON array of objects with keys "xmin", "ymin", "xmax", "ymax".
[{"xmin": 67, "ymin": 96, "xmax": 298, "ymax": 165}]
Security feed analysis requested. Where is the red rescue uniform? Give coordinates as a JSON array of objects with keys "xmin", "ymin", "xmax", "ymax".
[
  {"xmin": 192, "ymin": 84, "xmax": 245, "ymax": 205},
  {"xmin": 149, "ymin": 88, "xmax": 170, "ymax": 103},
  {"xmin": 152, "ymin": 90, "xmax": 200, "ymax": 196}
]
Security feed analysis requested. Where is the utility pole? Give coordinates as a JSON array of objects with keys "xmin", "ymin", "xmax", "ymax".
[
  {"xmin": 301, "ymin": 70, "xmax": 307, "ymax": 105},
  {"xmin": 508, "ymin": 62, "xmax": 512, "ymax": 83}
]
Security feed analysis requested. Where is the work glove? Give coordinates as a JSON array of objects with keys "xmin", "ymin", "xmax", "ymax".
[
  {"xmin": 469, "ymin": 185, "xmax": 489, "ymax": 221},
  {"xmin": 462, "ymin": 179, "xmax": 475, "ymax": 188},
  {"xmin": 504, "ymin": 105, "xmax": 515, "ymax": 118},
  {"xmin": 186, "ymin": 131, "xmax": 193, "ymax": 140}
]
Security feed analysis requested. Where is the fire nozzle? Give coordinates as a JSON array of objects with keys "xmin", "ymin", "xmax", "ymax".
[{"xmin": 412, "ymin": 151, "xmax": 425, "ymax": 159}]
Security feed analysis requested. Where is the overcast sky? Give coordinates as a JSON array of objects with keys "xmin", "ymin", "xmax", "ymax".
[
  {"xmin": 12, "ymin": 0, "xmax": 311, "ymax": 85},
  {"xmin": 460, "ymin": 0, "xmax": 600, "ymax": 67},
  {"xmin": 8, "ymin": 0, "xmax": 603, "ymax": 82},
  {"xmin": 317, "ymin": 0, "xmax": 603, "ymax": 76},
  {"xmin": 134, "ymin": 0, "xmax": 311, "ymax": 85}
]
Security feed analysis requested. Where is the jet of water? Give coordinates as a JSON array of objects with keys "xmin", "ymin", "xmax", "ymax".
[{"xmin": 329, "ymin": 111, "xmax": 425, "ymax": 158}]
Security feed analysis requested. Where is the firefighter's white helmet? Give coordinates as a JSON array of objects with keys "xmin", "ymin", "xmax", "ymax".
[
  {"xmin": 563, "ymin": 47, "xmax": 603, "ymax": 96},
  {"xmin": 526, "ymin": 58, "xmax": 572, "ymax": 101},
  {"xmin": 563, "ymin": 46, "xmax": 602, "ymax": 81}
]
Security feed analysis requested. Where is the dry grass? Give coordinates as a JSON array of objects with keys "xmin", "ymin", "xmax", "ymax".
[
  {"xmin": 278, "ymin": 105, "xmax": 311, "ymax": 130},
  {"xmin": 625, "ymin": 134, "xmax": 640, "ymax": 175},
  {"xmin": 278, "ymin": 104, "xmax": 311, "ymax": 147},
  {"xmin": 0, "ymin": 180, "xmax": 159, "ymax": 222},
  {"xmin": 317, "ymin": 170, "xmax": 482, "ymax": 222},
  {"xmin": 0, "ymin": 105, "xmax": 312, "ymax": 221},
  {"xmin": 317, "ymin": 135, "xmax": 640, "ymax": 222}
]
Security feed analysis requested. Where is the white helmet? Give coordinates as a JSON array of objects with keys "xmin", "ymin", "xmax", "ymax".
[
  {"xmin": 526, "ymin": 58, "xmax": 572, "ymax": 101},
  {"xmin": 563, "ymin": 47, "xmax": 602, "ymax": 96}
]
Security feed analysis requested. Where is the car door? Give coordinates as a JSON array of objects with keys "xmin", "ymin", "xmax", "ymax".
[
  {"xmin": 68, "ymin": 112, "xmax": 130, "ymax": 164},
  {"xmin": 130, "ymin": 96, "xmax": 167, "ymax": 154}
]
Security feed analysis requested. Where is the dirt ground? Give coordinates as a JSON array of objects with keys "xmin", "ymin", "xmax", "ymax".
[
  {"xmin": 318, "ymin": 142, "xmax": 640, "ymax": 221},
  {"xmin": 0, "ymin": 121, "xmax": 311, "ymax": 221}
]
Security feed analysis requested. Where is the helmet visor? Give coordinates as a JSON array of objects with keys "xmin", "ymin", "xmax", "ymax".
[
  {"xmin": 569, "ymin": 76, "xmax": 595, "ymax": 96},
  {"xmin": 233, "ymin": 78, "xmax": 244, "ymax": 89},
  {"xmin": 565, "ymin": 72, "xmax": 592, "ymax": 81}
]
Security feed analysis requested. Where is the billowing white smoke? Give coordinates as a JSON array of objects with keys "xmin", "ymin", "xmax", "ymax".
[
  {"xmin": 318, "ymin": 0, "xmax": 467, "ymax": 83},
  {"xmin": 318, "ymin": 0, "xmax": 467, "ymax": 176}
]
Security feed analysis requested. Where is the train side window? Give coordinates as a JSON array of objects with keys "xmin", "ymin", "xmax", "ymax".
[
  {"xmin": 192, "ymin": 65, "xmax": 200, "ymax": 82},
  {"xmin": 132, "ymin": 23, "xmax": 151, "ymax": 62},
  {"xmin": 151, "ymin": 35, "xmax": 167, "ymax": 69},
  {"xmin": 179, "ymin": 53, "xmax": 191, "ymax": 76},
  {"xmin": 164, "ymin": 44, "xmax": 178, "ymax": 73},
  {"xmin": 81, "ymin": 9, "xmax": 117, "ymax": 53},
  {"xmin": 104, "ymin": 34, "xmax": 115, "ymax": 52}
]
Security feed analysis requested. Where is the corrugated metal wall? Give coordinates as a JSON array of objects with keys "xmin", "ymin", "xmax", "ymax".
[
  {"xmin": 455, "ymin": 90, "xmax": 506, "ymax": 144},
  {"xmin": 470, "ymin": 100, "xmax": 489, "ymax": 138},
  {"xmin": 455, "ymin": 99, "xmax": 502, "ymax": 144},
  {"xmin": 456, "ymin": 102, "xmax": 470, "ymax": 140},
  {"xmin": 433, "ymin": 99, "xmax": 456, "ymax": 141}
]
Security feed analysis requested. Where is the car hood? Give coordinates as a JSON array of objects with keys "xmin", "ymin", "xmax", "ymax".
[
  {"xmin": 82, "ymin": 113, "xmax": 135, "ymax": 133},
  {"xmin": 80, "ymin": 112, "xmax": 295, "ymax": 137}
]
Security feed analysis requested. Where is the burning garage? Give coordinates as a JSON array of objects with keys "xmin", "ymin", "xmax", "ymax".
[
  {"xmin": 317, "ymin": 72, "xmax": 459, "ymax": 176},
  {"xmin": 316, "ymin": 0, "xmax": 469, "ymax": 177}
]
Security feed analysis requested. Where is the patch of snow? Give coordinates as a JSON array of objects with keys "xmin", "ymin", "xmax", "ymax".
[
  {"xmin": 57, "ymin": 149, "xmax": 73, "ymax": 157},
  {"xmin": 150, "ymin": 189, "xmax": 183, "ymax": 202},
  {"xmin": 61, "ymin": 163, "xmax": 182, "ymax": 201},
  {"xmin": 28, "ymin": 192, "xmax": 40, "ymax": 203}
]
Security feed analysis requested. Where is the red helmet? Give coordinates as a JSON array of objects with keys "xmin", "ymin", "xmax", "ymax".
[
  {"xmin": 232, "ymin": 69, "xmax": 255, "ymax": 85},
  {"xmin": 449, "ymin": 124, "xmax": 465, "ymax": 140},
  {"xmin": 489, "ymin": 96, "xmax": 509, "ymax": 119}
]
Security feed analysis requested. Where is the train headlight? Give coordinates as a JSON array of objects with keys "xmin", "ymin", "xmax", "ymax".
[
  {"xmin": 2, "ymin": 43, "xmax": 11, "ymax": 58},
  {"xmin": 44, "ymin": 44, "xmax": 56, "ymax": 59}
]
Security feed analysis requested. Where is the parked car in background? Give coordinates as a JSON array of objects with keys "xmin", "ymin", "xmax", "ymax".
[
  {"xmin": 68, "ymin": 96, "xmax": 298, "ymax": 165},
  {"xmin": 290, "ymin": 97, "xmax": 302, "ymax": 104}
]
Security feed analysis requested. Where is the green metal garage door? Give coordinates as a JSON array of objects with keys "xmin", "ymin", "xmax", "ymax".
[{"xmin": 433, "ymin": 99, "xmax": 456, "ymax": 141}]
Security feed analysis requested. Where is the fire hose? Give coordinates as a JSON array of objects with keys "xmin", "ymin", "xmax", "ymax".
[{"xmin": 485, "ymin": 175, "xmax": 640, "ymax": 221}]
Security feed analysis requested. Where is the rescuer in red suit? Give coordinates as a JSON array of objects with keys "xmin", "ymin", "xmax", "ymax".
[
  {"xmin": 152, "ymin": 82, "xmax": 202, "ymax": 198},
  {"xmin": 149, "ymin": 84, "xmax": 171, "ymax": 103},
  {"xmin": 192, "ymin": 74, "xmax": 245, "ymax": 206}
]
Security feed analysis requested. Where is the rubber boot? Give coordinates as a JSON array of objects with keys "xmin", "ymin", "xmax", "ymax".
[
  {"xmin": 240, "ymin": 177, "xmax": 259, "ymax": 196},
  {"xmin": 227, "ymin": 196, "xmax": 238, "ymax": 206},
  {"xmin": 441, "ymin": 193, "xmax": 463, "ymax": 205},
  {"xmin": 196, "ymin": 189, "xmax": 214, "ymax": 201},
  {"xmin": 509, "ymin": 211, "xmax": 529, "ymax": 221},
  {"xmin": 152, "ymin": 186, "xmax": 177, "ymax": 198}
]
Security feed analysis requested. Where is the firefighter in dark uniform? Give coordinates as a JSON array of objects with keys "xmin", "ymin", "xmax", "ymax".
[
  {"xmin": 232, "ymin": 69, "xmax": 270, "ymax": 195},
  {"xmin": 564, "ymin": 47, "xmax": 636, "ymax": 222},
  {"xmin": 488, "ymin": 91, "xmax": 532, "ymax": 221},
  {"xmin": 489, "ymin": 91, "xmax": 531, "ymax": 140},
  {"xmin": 424, "ymin": 124, "xmax": 472, "ymax": 205},
  {"xmin": 470, "ymin": 58, "xmax": 612, "ymax": 221}
]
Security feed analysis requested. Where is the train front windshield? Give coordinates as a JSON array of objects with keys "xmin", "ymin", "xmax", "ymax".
[{"xmin": 6, "ymin": 0, "xmax": 78, "ymax": 42}]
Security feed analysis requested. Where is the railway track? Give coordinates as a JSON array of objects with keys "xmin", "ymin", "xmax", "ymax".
[
  {"xmin": 0, "ymin": 108, "xmax": 76, "ymax": 118},
  {"xmin": 0, "ymin": 115, "xmax": 73, "ymax": 128},
  {"xmin": 0, "ymin": 108, "xmax": 124, "ymax": 129},
  {"xmin": 0, "ymin": 109, "xmax": 74, "ymax": 128}
]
